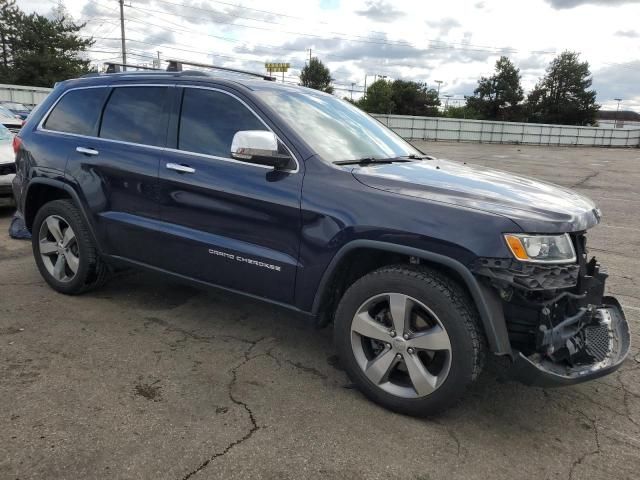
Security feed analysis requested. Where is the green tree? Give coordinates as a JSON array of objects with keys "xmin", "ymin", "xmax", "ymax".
[
  {"xmin": 0, "ymin": 0, "xmax": 21, "ymax": 77},
  {"xmin": 0, "ymin": 1, "xmax": 93, "ymax": 87},
  {"xmin": 357, "ymin": 79, "xmax": 394, "ymax": 113},
  {"xmin": 299, "ymin": 57, "xmax": 333, "ymax": 93},
  {"xmin": 526, "ymin": 51, "xmax": 599, "ymax": 125},
  {"xmin": 466, "ymin": 56, "xmax": 524, "ymax": 121},
  {"xmin": 357, "ymin": 79, "xmax": 441, "ymax": 116},
  {"xmin": 389, "ymin": 80, "xmax": 440, "ymax": 116},
  {"xmin": 444, "ymin": 104, "xmax": 481, "ymax": 119}
]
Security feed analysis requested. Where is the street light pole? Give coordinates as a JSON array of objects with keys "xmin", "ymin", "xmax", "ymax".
[{"xmin": 614, "ymin": 98, "xmax": 622, "ymax": 128}]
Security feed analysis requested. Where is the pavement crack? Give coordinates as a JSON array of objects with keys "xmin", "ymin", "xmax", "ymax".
[
  {"xmin": 283, "ymin": 359, "xmax": 328, "ymax": 380},
  {"xmin": 568, "ymin": 411, "xmax": 601, "ymax": 480},
  {"xmin": 571, "ymin": 171, "xmax": 599, "ymax": 188},
  {"xmin": 144, "ymin": 316, "xmax": 257, "ymax": 346},
  {"xmin": 431, "ymin": 419, "xmax": 462, "ymax": 457},
  {"xmin": 616, "ymin": 374, "xmax": 640, "ymax": 428},
  {"xmin": 180, "ymin": 338, "xmax": 265, "ymax": 480}
]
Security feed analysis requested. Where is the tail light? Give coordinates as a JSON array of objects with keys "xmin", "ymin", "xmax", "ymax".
[{"xmin": 12, "ymin": 135, "xmax": 22, "ymax": 154}]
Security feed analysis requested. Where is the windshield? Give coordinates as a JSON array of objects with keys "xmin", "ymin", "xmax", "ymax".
[
  {"xmin": 0, "ymin": 105, "xmax": 15, "ymax": 118},
  {"xmin": 3, "ymin": 102, "xmax": 28, "ymax": 110},
  {"xmin": 255, "ymin": 88, "xmax": 421, "ymax": 162},
  {"xmin": 0, "ymin": 123, "xmax": 12, "ymax": 140}
]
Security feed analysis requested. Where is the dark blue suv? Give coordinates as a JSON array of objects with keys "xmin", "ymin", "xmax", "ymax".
[{"xmin": 12, "ymin": 71, "xmax": 630, "ymax": 416}]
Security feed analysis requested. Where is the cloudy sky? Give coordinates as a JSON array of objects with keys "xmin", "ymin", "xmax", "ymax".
[{"xmin": 19, "ymin": 0, "xmax": 640, "ymax": 112}]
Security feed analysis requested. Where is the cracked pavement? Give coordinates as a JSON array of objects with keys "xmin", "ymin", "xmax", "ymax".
[{"xmin": 1, "ymin": 143, "xmax": 639, "ymax": 479}]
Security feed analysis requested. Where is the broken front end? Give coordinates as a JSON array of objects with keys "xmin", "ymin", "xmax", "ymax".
[{"xmin": 474, "ymin": 232, "xmax": 630, "ymax": 386}]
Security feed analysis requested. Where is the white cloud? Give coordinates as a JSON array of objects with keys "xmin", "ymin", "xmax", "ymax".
[{"xmin": 13, "ymin": 0, "xmax": 640, "ymax": 111}]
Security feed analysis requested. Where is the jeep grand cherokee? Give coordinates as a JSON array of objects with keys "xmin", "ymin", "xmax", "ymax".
[{"xmin": 11, "ymin": 70, "xmax": 630, "ymax": 416}]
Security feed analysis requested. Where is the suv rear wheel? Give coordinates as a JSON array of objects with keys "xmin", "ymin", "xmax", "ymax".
[
  {"xmin": 32, "ymin": 199, "xmax": 109, "ymax": 294},
  {"xmin": 334, "ymin": 265, "xmax": 485, "ymax": 416}
]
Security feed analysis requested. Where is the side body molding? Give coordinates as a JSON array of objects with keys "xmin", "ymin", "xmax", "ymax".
[{"xmin": 311, "ymin": 239, "xmax": 513, "ymax": 357}]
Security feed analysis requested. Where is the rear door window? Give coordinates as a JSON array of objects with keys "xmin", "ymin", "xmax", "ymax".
[
  {"xmin": 100, "ymin": 86, "xmax": 169, "ymax": 147},
  {"xmin": 178, "ymin": 88, "xmax": 267, "ymax": 158},
  {"xmin": 43, "ymin": 88, "xmax": 109, "ymax": 136}
]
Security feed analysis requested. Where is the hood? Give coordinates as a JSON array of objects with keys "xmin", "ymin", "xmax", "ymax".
[{"xmin": 352, "ymin": 158, "xmax": 600, "ymax": 233}]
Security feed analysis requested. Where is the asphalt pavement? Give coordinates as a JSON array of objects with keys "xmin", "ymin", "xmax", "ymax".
[{"xmin": 1, "ymin": 142, "xmax": 639, "ymax": 479}]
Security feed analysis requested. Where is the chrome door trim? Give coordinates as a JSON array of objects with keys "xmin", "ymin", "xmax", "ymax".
[{"xmin": 36, "ymin": 83, "xmax": 301, "ymax": 174}]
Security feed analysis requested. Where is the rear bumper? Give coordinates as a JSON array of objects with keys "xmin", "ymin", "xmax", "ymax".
[
  {"xmin": 0, "ymin": 173, "xmax": 15, "ymax": 206},
  {"xmin": 509, "ymin": 297, "xmax": 630, "ymax": 387}
]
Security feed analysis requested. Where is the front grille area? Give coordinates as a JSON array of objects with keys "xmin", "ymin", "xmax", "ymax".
[
  {"xmin": 585, "ymin": 323, "xmax": 612, "ymax": 363},
  {"xmin": 0, "ymin": 162, "xmax": 16, "ymax": 175}
]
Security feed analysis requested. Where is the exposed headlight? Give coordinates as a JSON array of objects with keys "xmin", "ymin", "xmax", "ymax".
[{"xmin": 504, "ymin": 233, "xmax": 576, "ymax": 264}]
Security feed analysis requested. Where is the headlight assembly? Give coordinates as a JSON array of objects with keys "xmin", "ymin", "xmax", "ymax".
[{"xmin": 504, "ymin": 233, "xmax": 576, "ymax": 264}]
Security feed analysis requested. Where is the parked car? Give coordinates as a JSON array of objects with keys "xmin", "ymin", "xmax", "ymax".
[
  {"xmin": 0, "ymin": 108, "xmax": 22, "ymax": 134},
  {"xmin": 11, "ymin": 71, "xmax": 630, "ymax": 416},
  {"xmin": 0, "ymin": 101, "xmax": 31, "ymax": 120},
  {"xmin": 0, "ymin": 123, "xmax": 16, "ymax": 207}
]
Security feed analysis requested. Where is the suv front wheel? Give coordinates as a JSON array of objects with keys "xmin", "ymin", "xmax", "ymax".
[
  {"xmin": 32, "ymin": 199, "xmax": 109, "ymax": 294},
  {"xmin": 334, "ymin": 265, "xmax": 485, "ymax": 416}
]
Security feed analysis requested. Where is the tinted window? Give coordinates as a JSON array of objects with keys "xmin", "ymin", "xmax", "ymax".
[
  {"xmin": 100, "ymin": 87, "xmax": 169, "ymax": 147},
  {"xmin": 179, "ymin": 89, "xmax": 267, "ymax": 157},
  {"xmin": 44, "ymin": 88, "xmax": 109, "ymax": 136}
]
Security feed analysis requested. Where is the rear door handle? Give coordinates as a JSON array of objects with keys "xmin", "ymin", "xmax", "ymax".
[
  {"xmin": 166, "ymin": 163, "xmax": 196, "ymax": 174},
  {"xmin": 76, "ymin": 146, "xmax": 99, "ymax": 156}
]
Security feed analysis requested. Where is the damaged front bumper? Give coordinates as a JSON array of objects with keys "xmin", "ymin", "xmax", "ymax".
[
  {"xmin": 511, "ymin": 296, "xmax": 630, "ymax": 387},
  {"xmin": 473, "ymin": 239, "xmax": 632, "ymax": 387}
]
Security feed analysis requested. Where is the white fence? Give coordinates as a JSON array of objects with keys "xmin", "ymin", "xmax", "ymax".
[
  {"xmin": 0, "ymin": 84, "xmax": 52, "ymax": 108},
  {"xmin": 372, "ymin": 114, "xmax": 640, "ymax": 148}
]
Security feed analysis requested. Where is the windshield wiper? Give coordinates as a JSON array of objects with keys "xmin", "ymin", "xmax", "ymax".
[
  {"xmin": 333, "ymin": 157, "xmax": 412, "ymax": 166},
  {"xmin": 394, "ymin": 154, "xmax": 434, "ymax": 160}
]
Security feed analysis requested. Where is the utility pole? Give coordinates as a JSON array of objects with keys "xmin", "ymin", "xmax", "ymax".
[
  {"xmin": 118, "ymin": 0, "xmax": 126, "ymax": 70},
  {"xmin": 364, "ymin": 75, "xmax": 367, "ymax": 98},
  {"xmin": 614, "ymin": 98, "xmax": 622, "ymax": 128},
  {"xmin": 307, "ymin": 48, "xmax": 312, "ymax": 65},
  {"xmin": 434, "ymin": 80, "xmax": 443, "ymax": 97},
  {"xmin": 350, "ymin": 82, "xmax": 355, "ymax": 100}
]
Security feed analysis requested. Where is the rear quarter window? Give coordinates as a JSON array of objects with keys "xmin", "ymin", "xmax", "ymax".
[
  {"xmin": 99, "ymin": 86, "xmax": 169, "ymax": 147},
  {"xmin": 43, "ymin": 88, "xmax": 109, "ymax": 136}
]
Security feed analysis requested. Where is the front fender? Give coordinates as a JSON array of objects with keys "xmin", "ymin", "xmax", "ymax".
[{"xmin": 311, "ymin": 239, "xmax": 512, "ymax": 357}]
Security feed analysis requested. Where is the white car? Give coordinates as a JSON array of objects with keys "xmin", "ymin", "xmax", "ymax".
[
  {"xmin": 0, "ymin": 123, "xmax": 15, "ymax": 207},
  {"xmin": 0, "ymin": 108, "xmax": 22, "ymax": 134}
]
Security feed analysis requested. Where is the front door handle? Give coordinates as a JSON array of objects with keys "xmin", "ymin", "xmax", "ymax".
[
  {"xmin": 76, "ymin": 146, "xmax": 99, "ymax": 156},
  {"xmin": 166, "ymin": 163, "xmax": 196, "ymax": 174}
]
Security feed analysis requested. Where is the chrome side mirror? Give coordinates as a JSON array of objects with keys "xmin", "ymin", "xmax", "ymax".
[{"xmin": 231, "ymin": 130, "xmax": 291, "ymax": 170}]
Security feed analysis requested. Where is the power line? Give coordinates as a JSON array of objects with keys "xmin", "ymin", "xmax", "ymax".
[{"xmin": 123, "ymin": 2, "xmax": 530, "ymax": 55}]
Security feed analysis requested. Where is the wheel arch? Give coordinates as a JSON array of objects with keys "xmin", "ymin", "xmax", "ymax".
[
  {"xmin": 312, "ymin": 239, "xmax": 512, "ymax": 357},
  {"xmin": 24, "ymin": 178, "xmax": 104, "ymax": 254}
]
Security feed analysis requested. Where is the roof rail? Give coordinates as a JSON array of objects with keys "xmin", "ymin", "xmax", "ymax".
[
  {"xmin": 104, "ymin": 62, "xmax": 161, "ymax": 73},
  {"xmin": 166, "ymin": 59, "xmax": 276, "ymax": 81}
]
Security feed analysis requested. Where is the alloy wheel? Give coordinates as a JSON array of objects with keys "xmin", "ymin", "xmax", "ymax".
[
  {"xmin": 350, "ymin": 293, "xmax": 452, "ymax": 398},
  {"xmin": 38, "ymin": 215, "xmax": 80, "ymax": 283}
]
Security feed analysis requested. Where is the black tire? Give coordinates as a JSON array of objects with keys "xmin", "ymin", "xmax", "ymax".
[
  {"xmin": 334, "ymin": 265, "xmax": 485, "ymax": 416},
  {"xmin": 32, "ymin": 199, "xmax": 109, "ymax": 294}
]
